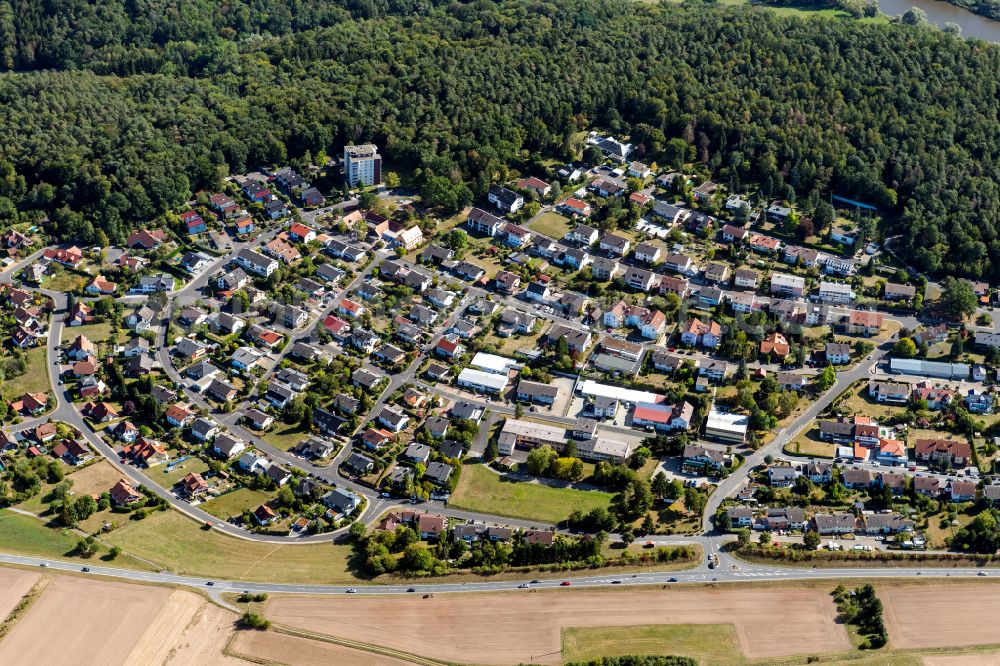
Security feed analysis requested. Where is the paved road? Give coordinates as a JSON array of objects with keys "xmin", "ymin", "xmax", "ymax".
[{"xmin": 1, "ymin": 550, "xmax": 993, "ymax": 597}]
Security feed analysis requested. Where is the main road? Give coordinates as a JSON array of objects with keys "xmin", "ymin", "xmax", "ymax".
[{"xmin": 0, "ymin": 550, "xmax": 991, "ymax": 597}]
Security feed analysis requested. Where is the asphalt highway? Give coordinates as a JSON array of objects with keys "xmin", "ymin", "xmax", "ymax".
[{"xmin": 0, "ymin": 551, "xmax": 992, "ymax": 597}]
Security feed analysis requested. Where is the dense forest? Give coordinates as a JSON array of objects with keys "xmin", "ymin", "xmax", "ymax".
[{"xmin": 1, "ymin": 0, "xmax": 1000, "ymax": 278}]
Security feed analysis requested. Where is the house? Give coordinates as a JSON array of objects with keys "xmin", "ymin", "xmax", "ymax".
[
  {"xmin": 424, "ymin": 461, "xmax": 453, "ymax": 487},
  {"xmin": 11, "ymin": 392, "xmax": 48, "ymax": 416},
  {"xmin": 914, "ymin": 438, "xmax": 972, "ymax": 466},
  {"xmin": 165, "ymin": 403, "xmax": 194, "ymax": 428},
  {"xmin": 112, "ymin": 420, "xmax": 139, "ymax": 443},
  {"xmin": 914, "ymin": 475, "xmax": 944, "ymax": 497},
  {"xmin": 343, "ymin": 452, "xmax": 375, "ymax": 476},
  {"xmin": 777, "ymin": 372, "xmax": 808, "ymax": 392},
  {"xmin": 727, "ymin": 507, "xmax": 754, "ymax": 528},
  {"xmin": 733, "ymin": 268, "xmax": 758, "ymax": 290},
  {"xmin": 110, "ymin": 479, "xmax": 142, "ymax": 506},
  {"xmin": 623, "ymin": 266, "xmax": 656, "ymax": 291},
  {"xmin": 252, "ymin": 504, "xmax": 278, "ymax": 526},
  {"xmin": 516, "ymin": 380, "xmax": 559, "ymax": 405},
  {"xmin": 632, "ymin": 401, "xmax": 693, "ymax": 432},
  {"xmin": 848, "ymin": 310, "xmax": 883, "ymax": 337},
  {"xmin": 768, "ymin": 466, "xmax": 799, "ymax": 487},
  {"xmin": 634, "ymin": 242, "xmax": 662, "ymax": 265},
  {"xmin": 825, "ymin": 342, "xmax": 851, "ymax": 365},
  {"xmin": 206, "ymin": 378, "xmax": 238, "ymax": 403},
  {"xmin": 824, "ymin": 257, "xmax": 856, "ymax": 277},
  {"xmin": 288, "ymin": 223, "xmax": 316, "ymax": 244},
  {"xmin": 599, "ymin": 233, "xmax": 631, "ymax": 257},
  {"xmin": 68, "ymin": 301, "xmax": 93, "ymax": 327},
  {"xmin": 749, "ymin": 234, "xmax": 781, "ymax": 254},
  {"xmin": 132, "ymin": 438, "xmax": 169, "ymax": 467},
  {"xmin": 912, "ymin": 384, "xmax": 955, "ymax": 411},
  {"xmin": 843, "ymin": 468, "xmax": 874, "ymax": 489},
  {"xmin": 590, "ymin": 257, "xmax": 619, "ymax": 281},
  {"xmin": 234, "ymin": 248, "xmax": 278, "ymax": 277},
  {"xmin": 127, "ymin": 229, "xmax": 167, "ymax": 250},
  {"xmin": 589, "ymin": 177, "xmax": 625, "ymax": 198},
  {"xmin": 682, "ymin": 444, "xmax": 730, "ymax": 473},
  {"xmin": 322, "ymin": 488, "xmax": 361, "ymax": 516},
  {"xmin": 376, "ymin": 406, "xmax": 410, "ymax": 433},
  {"xmin": 525, "ymin": 281, "xmax": 550, "ymax": 302},
  {"xmin": 517, "ymin": 176, "xmax": 551, "ymax": 197},
  {"xmin": 680, "ymin": 318, "xmax": 721, "ymax": 348},
  {"xmin": 242, "ymin": 408, "xmax": 274, "ymax": 431},
  {"xmin": 811, "ymin": 513, "xmax": 857, "ymax": 535},
  {"xmin": 819, "ymin": 281, "xmax": 856, "ymax": 304},
  {"xmin": 545, "ymin": 324, "xmax": 592, "ymax": 354},
  {"xmin": 770, "ymin": 273, "xmax": 806, "ymax": 297},
  {"xmin": 85, "ymin": 275, "xmax": 117, "ymax": 295},
  {"xmin": 435, "ymin": 335, "xmax": 465, "ymax": 359},
  {"xmin": 559, "ymin": 199, "xmax": 593, "ymax": 219},
  {"xmin": 265, "ymin": 237, "xmax": 301, "ymax": 264},
  {"xmin": 494, "ymin": 270, "xmax": 521, "ymax": 295},
  {"xmin": 965, "ymin": 390, "xmax": 994, "ymax": 415},
  {"xmin": 488, "ymin": 184, "xmax": 524, "ymax": 214},
  {"xmin": 181, "ymin": 473, "xmax": 210, "ymax": 498},
  {"xmin": 877, "ymin": 438, "xmax": 907, "ymax": 466},
  {"xmin": 830, "ymin": 227, "xmax": 858, "ymax": 245},
  {"xmin": 759, "ymin": 332, "xmax": 790, "ymax": 359},
  {"xmin": 182, "ymin": 210, "xmax": 207, "ymax": 235},
  {"xmin": 466, "ymin": 207, "xmax": 505, "ymax": 236},
  {"xmin": 180, "ymin": 251, "xmax": 212, "ymax": 274},
  {"xmin": 338, "ymin": 298, "xmax": 364, "ymax": 319},
  {"xmin": 266, "ymin": 464, "xmax": 292, "ymax": 487},
  {"xmin": 403, "ymin": 442, "xmax": 432, "ymax": 465},
  {"xmin": 869, "ymin": 380, "xmax": 909, "ymax": 404}
]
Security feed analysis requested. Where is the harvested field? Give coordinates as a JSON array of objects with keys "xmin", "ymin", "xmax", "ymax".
[
  {"xmin": 883, "ymin": 584, "xmax": 1000, "ymax": 650},
  {"xmin": 229, "ymin": 630, "xmax": 416, "ymax": 666},
  {"xmin": 923, "ymin": 655, "xmax": 1000, "ymax": 665},
  {"xmin": 265, "ymin": 586, "xmax": 850, "ymax": 665},
  {"xmin": 0, "ymin": 572, "xmax": 246, "ymax": 666},
  {"xmin": 0, "ymin": 568, "xmax": 39, "ymax": 621}
]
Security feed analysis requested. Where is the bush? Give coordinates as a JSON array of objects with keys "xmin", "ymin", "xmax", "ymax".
[{"xmin": 238, "ymin": 612, "xmax": 271, "ymax": 630}]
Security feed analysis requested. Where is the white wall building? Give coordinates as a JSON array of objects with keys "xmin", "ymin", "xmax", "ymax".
[{"xmin": 344, "ymin": 144, "xmax": 382, "ymax": 187}]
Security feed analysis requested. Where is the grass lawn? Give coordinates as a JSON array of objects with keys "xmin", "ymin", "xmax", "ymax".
[
  {"xmin": 44, "ymin": 269, "xmax": 88, "ymax": 293},
  {"xmin": 785, "ymin": 422, "xmax": 835, "ymax": 458},
  {"xmin": 450, "ymin": 464, "xmax": 612, "ymax": 525},
  {"xmin": 562, "ymin": 623, "xmax": 742, "ymax": 664},
  {"xmin": 482, "ymin": 329, "xmax": 544, "ymax": 356},
  {"xmin": 1, "ymin": 346, "xmax": 50, "ymax": 400},
  {"xmin": 0, "ymin": 509, "xmax": 152, "ymax": 569},
  {"xmin": 62, "ymin": 321, "xmax": 114, "ymax": 345},
  {"xmin": 527, "ymin": 211, "xmax": 571, "ymax": 240},
  {"xmin": 200, "ymin": 488, "xmax": 273, "ymax": 520},
  {"xmin": 833, "ymin": 382, "xmax": 907, "ymax": 422},
  {"xmin": 103, "ymin": 510, "xmax": 360, "ymax": 584},
  {"xmin": 156, "ymin": 456, "xmax": 211, "ymax": 490},
  {"xmin": 262, "ymin": 423, "xmax": 312, "ymax": 451}
]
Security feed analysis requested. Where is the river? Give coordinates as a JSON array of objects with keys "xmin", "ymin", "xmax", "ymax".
[{"xmin": 876, "ymin": 0, "xmax": 1000, "ymax": 41}]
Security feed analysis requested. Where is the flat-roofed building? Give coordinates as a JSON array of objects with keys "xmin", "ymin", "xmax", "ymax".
[
  {"xmin": 704, "ymin": 407, "xmax": 749, "ymax": 443},
  {"xmin": 456, "ymin": 368, "xmax": 509, "ymax": 394}
]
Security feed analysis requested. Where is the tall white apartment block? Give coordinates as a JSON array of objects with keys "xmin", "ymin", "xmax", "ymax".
[{"xmin": 344, "ymin": 144, "xmax": 382, "ymax": 187}]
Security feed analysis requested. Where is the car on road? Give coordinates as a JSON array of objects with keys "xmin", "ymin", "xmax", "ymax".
[
  {"xmin": 518, "ymin": 583, "xmax": 529, "ymax": 589},
  {"xmin": 81, "ymin": 567, "xmax": 90, "ymax": 573},
  {"xmin": 407, "ymin": 587, "xmax": 416, "ymax": 592},
  {"xmin": 668, "ymin": 578, "xmax": 678, "ymax": 583},
  {"xmin": 346, "ymin": 588, "xmax": 357, "ymax": 593},
  {"xmin": 531, "ymin": 579, "xmax": 542, "ymax": 584},
  {"xmin": 611, "ymin": 580, "xmax": 622, "ymax": 584},
  {"xmin": 979, "ymin": 572, "xmax": 989, "ymax": 576},
  {"xmin": 380, "ymin": 492, "xmax": 390, "ymax": 498},
  {"xmin": 206, "ymin": 581, "xmax": 214, "ymax": 586},
  {"xmin": 560, "ymin": 581, "xmax": 571, "ymax": 586},
  {"xmin": 39, "ymin": 563, "xmax": 47, "ymax": 568}
]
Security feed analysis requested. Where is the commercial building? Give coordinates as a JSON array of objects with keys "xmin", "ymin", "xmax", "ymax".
[
  {"xmin": 456, "ymin": 368, "xmax": 509, "ymax": 394},
  {"xmin": 889, "ymin": 357, "xmax": 969, "ymax": 380},
  {"xmin": 704, "ymin": 407, "xmax": 749, "ymax": 443}
]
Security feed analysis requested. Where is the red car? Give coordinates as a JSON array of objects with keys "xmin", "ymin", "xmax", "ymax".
[{"xmin": 560, "ymin": 581, "xmax": 571, "ymax": 586}]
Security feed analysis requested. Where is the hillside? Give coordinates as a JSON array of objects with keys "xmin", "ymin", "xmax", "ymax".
[{"xmin": 0, "ymin": 0, "xmax": 998, "ymax": 278}]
